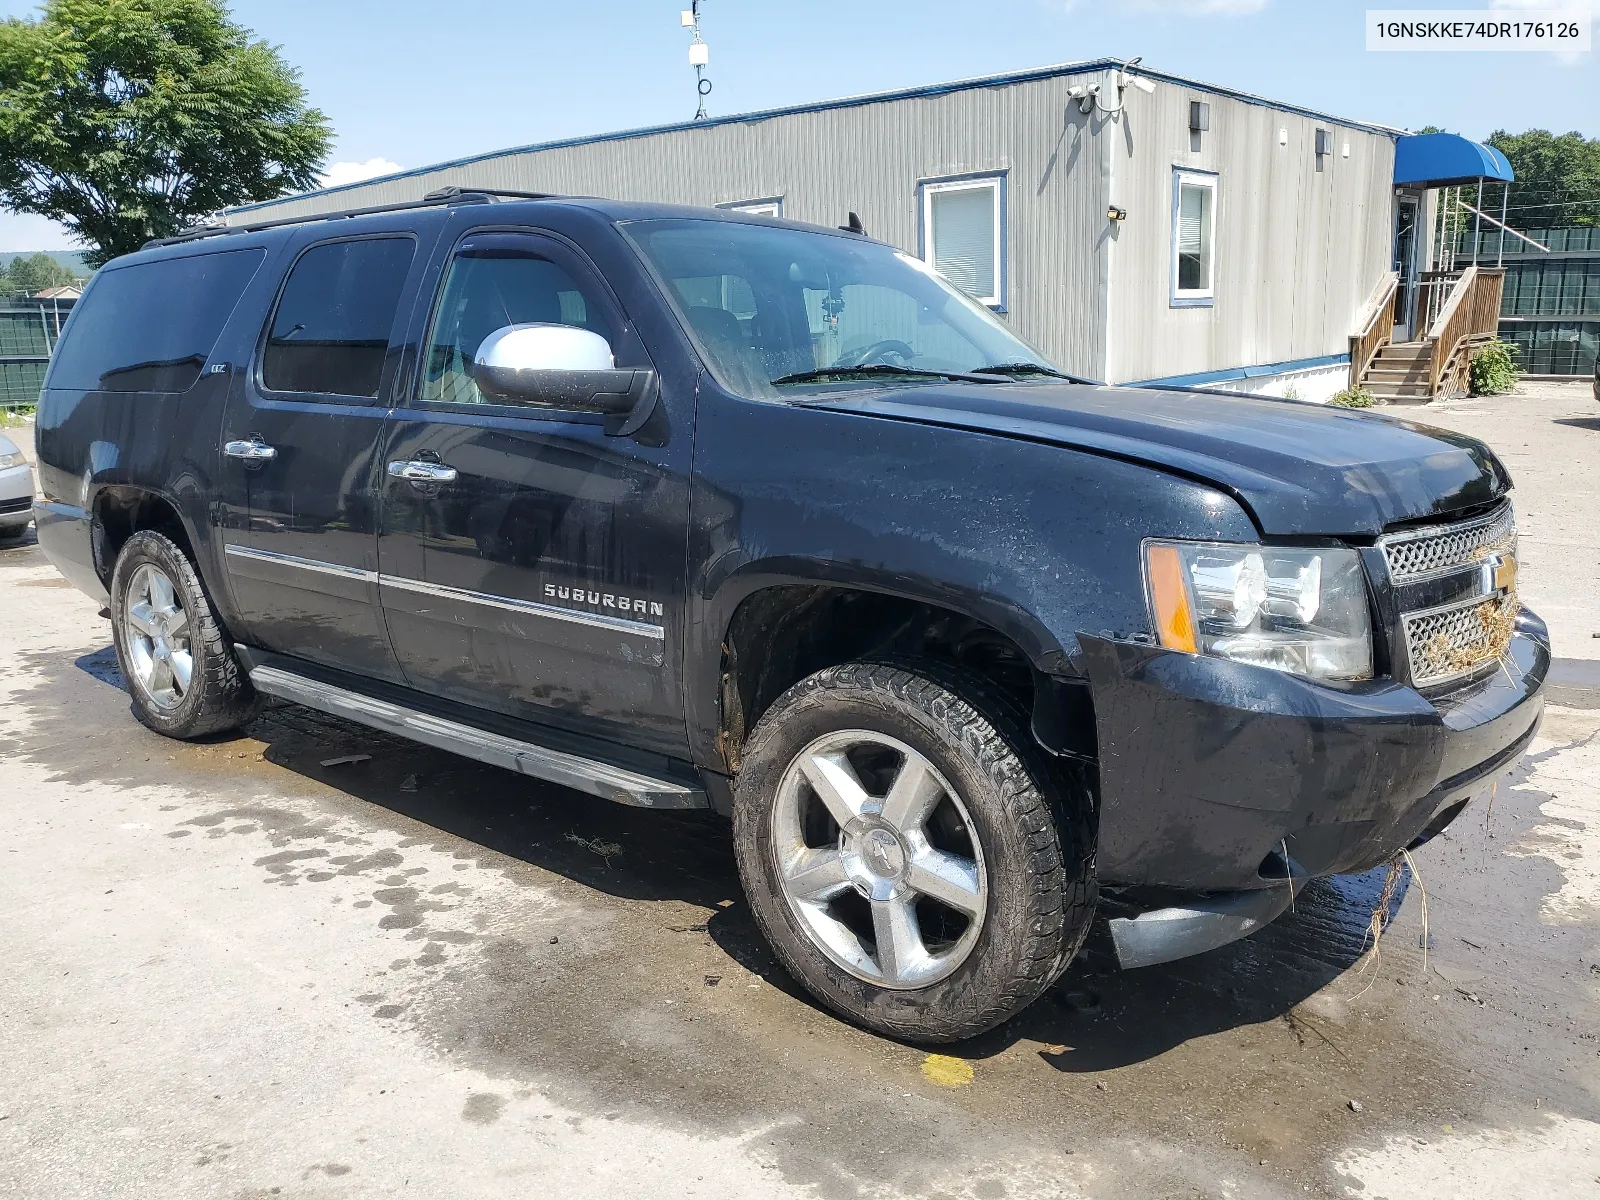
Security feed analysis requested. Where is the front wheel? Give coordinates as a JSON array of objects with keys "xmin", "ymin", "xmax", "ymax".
[
  {"xmin": 109, "ymin": 530, "xmax": 258, "ymax": 739},
  {"xmin": 732, "ymin": 661, "xmax": 1096, "ymax": 1043}
]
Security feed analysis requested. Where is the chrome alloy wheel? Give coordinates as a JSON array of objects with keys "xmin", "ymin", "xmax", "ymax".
[
  {"xmin": 771, "ymin": 730, "xmax": 988, "ymax": 990},
  {"xmin": 121, "ymin": 563, "xmax": 193, "ymax": 712}
]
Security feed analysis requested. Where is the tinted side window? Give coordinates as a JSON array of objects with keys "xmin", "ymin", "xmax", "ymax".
[
  {"xmin": 47, "ymin": 249, "xmax": 266, "ymax": 393},
  {"xmin": 263, "ymin": 238, "xmax": 415, "ymax": 397},
  {"xmin": 421, "ymin": 237, "xmax": 617, "ymax": 406}
]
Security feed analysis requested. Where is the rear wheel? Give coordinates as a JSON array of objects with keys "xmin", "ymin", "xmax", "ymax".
[
  {"xmin": 110, "ymin": 530, "xmax": 257, "ymax": 739},
  {"xmin": 732, "ymin": 660, "xmax": 1096, "ymax": 1043}
]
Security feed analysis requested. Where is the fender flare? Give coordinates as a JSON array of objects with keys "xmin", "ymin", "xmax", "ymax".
[{"xmin": 684, "ymin": 552, "xmax": 1083, "ymax": 772}]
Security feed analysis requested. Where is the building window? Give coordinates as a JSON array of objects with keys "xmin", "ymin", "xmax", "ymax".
[
  {"xmin": 722, "ymin": 198, "xmax": 783, "ymax": 217},
  {"xmin": 920, "ymin": 174, "xmax": 1005, "ymax": 308},
  {"xmin": 1171, "ymin": 169, "xmax": 1217, "ymax": 307}
]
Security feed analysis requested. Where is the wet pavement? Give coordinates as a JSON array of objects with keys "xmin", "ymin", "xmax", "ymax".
[{"xmin": 2, "ymin": 391, "xmax": 1598, "ymax": 1198}]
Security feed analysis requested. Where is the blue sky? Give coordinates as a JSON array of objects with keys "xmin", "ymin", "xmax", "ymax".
[{"xmin": 2, "ymin": 0, "xmax": 1595, "ymax": 250}]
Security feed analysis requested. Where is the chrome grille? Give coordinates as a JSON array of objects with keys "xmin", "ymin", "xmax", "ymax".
[
  {"xmin": 1380, "ymin": 502, "xmax": 1515, "ymax": 582},
  {"xmin": 1402, "ymin": 593, "xmax": 1517, "ymax": 688}
]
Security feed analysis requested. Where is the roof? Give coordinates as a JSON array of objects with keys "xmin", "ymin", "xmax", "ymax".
[
  {"xmin": 228, "ymin": 58, "xmax": 1407, "ymax": 217},
  {"xmin": 32, "ymin": 285, "xmax": 82, "ymax": 299},
  {"xmin": 1394, "ymin": 133, "xmax": 1514, "ymax": 187}
]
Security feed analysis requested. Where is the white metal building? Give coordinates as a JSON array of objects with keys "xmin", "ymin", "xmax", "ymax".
[{"xmin": 227, "ymin": 60, "xmax": 1421, "ymax": 402}]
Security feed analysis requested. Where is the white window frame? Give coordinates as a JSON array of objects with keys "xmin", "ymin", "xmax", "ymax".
[
  {"xmin": 1171, "ymin": 168, "xmax": 1218, "ymax": 308},
  {"xmin": 721, "ymin": 197, "xmax": 783, "ymax": 218},
  {"xmin": 919, "ymin": 173, "xmax": 1006, "ymax": 310}
]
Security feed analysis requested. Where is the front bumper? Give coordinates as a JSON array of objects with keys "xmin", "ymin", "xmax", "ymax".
[{"xmin": 1079, "ymin": 611, "xmax": 1548, "ymax": 894}]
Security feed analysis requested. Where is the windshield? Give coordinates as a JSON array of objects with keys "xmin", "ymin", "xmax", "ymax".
[{"xmin": 622, "ymin": 218, "xmax": 1062, "ymax": 398}]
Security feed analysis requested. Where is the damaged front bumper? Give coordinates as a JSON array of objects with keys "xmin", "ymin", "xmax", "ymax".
[{"xmin": 1076, "ymin": 611, "xmax": 1548, "ymax": 969}]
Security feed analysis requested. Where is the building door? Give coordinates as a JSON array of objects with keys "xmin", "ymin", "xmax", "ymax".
[
  {"xmin": 1393, "ymin": 197, "xmax": 1421, "ymax": 341},
  {"xmin": 375, "ymin": 225, "xmax": 693, "ymax": 758},
  {"xmin": 217, "ymin": 232, "xmax": 423, "ymax": 683}
]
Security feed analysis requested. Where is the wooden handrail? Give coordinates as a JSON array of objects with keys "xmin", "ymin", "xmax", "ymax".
[
  {"xmin": 1348, "ymin": 270, "xmax": 1399, "ymax": 390},
  {"xmin": 1426, "ymin": 267, "xmax": 1505, "ymax": 397}
]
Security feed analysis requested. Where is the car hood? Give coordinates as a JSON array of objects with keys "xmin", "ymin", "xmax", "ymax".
[{"xmin": 810, "ymin": 381, "xmax": 1510, "ymax": 536}]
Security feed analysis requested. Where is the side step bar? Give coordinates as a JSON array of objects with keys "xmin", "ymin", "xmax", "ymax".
[{"xmin": 247, "ymin": 664, "xmax": 708, "ymax": 810}]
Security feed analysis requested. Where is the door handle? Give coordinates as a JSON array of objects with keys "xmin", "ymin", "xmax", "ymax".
[
  {"xmin": 387, "ymin": 460, "xmax": 459, "ymax": 484},
  {"xmin": 223, "ymin": 437, "xmax": 277, "ymax": 463}
]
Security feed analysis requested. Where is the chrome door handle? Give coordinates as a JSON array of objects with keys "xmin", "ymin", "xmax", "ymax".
[
  {"xmin": 387, "ymin": 460, "xmax": 458, "ymax": 484},
  {"xmin": 223, "ymin": 437, "xmax": 277, "ymax": 463}
]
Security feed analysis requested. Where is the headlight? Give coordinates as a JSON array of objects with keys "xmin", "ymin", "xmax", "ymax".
[
  {"xmin": 1144, "ymin": 540, "xmax": 1373, "ymax": 681},
  {"xmin": 0, "ymin": 452, "xmax": 18, "ymax": 469}
]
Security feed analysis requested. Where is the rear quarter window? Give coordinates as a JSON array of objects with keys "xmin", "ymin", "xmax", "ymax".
[{"xmin": 46, "ymin": 248, "xmax": 266, "ymax": 393}]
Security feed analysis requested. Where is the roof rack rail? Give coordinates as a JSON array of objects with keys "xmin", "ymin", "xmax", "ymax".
[
  {"xmin": 141, "ymin": 186, "xmax": 562, "ymax": 251},
  {"xmin": 421, "ymin": 185, "xmax": 560, "ymax": 202}
]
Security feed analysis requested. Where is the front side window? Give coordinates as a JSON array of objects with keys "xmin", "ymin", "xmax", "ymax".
[
  {"xmin": 1172, "ymin": 170, "xmax": 1217, "ymax": 305},
  {"xmin": 921, "ymin": 175, "xmax": 1003, "ymax": 307},
  {"xmin": 421, "ymin": 234, "xmax": 618, "ymax": 406},
  {"xmin": 262, "ymin": 237, "xmax": 415, "ymax": 397},
  {"xmin": 624, "ymin": 217, "xmax": 1057, "ymax": 400},
  {"xmin": 47, "ymin": 248, "xmax": 265, "ymax": 393}
]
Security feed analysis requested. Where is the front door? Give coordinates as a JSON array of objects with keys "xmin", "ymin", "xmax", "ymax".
[
  {"xmin": 1393, "ymin": 196, "xmax": 1421, "ymax": 341},
  {"xmin": 376, "ymin": 226, "xmax": 693, "ymax": 757},
  {"xmin": 217, "ymin": 231, "xmax": 423, "ymax": 682}
]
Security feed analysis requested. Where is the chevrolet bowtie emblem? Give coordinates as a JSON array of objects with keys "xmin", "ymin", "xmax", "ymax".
[{"xmin": 1486, "ymin": 552, "xmax": 1518, "ymax": 595}]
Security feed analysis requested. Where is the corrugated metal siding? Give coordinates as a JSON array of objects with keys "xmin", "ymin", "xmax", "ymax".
[
  {"xmin": 1107, "ymin": 87, "xmax": 1394, "ymax": 383},
  {"xmin": 232, "ymin": 70, "xmax": 1396, "ymax": 385},
  {"xmin": 225, "ymin": 73, "xmax": 1115, "ymax": 376}
]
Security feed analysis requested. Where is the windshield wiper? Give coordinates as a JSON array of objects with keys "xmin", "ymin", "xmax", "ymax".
[
  {"xmin": 971, "ymin": 362, "xmax": 1087, "ymax": 382},
  {"xmin": 769, "ymin": 364, "xmax": 1003, "ymax": 387}
]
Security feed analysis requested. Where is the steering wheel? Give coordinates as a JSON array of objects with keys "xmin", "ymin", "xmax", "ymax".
[{"xmin": 836, "ymin": 339, "xmax": 917, "ymax": 368}]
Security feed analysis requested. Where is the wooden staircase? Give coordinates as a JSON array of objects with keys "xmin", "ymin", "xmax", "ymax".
[
  {"xmin": 1362, "ymin": 340, "xmax": 1433, "ymax": 402},
  {"xmin": 1349, "ymin": 266, "xmax": 1505, "ymax": 404}
]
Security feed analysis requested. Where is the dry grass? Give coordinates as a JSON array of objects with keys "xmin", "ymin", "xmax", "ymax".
[
  {"xmin": 1420, "ymin": 595, "xmax": 1519, "ymax": 677},
  {"xmin": 1351, "ymin": 850, "xmax": 1430, "ymax": 998}
]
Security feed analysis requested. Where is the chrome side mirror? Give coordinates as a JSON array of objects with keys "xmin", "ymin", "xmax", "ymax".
[{"xmin": 472, "ymin": 324, "xmax": 658, "ymax": 435}]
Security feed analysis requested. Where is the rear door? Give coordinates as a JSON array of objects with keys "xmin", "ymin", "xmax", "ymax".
[
  {"xmin": 375, "ymin": 220, "xmax": 694, "ymax": 757},
  {"xmin": 217, "ymin": 227, "xmax": 431, "ymax": 682}
]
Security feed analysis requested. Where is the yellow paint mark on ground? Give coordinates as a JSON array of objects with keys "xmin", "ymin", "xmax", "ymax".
[{"xmin": 921, "ymin": 1054, "xmax": 974, "ymax": 1087}]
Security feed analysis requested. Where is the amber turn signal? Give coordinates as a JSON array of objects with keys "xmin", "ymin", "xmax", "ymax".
[{"xmin": 1145, "ymin": 543, "xmax": 1198, "ymax": 654}]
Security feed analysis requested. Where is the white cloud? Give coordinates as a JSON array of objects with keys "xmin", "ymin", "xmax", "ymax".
[{"xmin": 320, "ymin": 158, "xmax": 404, "ymax": 189}]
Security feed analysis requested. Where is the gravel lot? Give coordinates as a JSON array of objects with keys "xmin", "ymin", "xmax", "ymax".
[{"xmin": 1, "ymin": 386, "xmax": 1597, "ymax": 1199}]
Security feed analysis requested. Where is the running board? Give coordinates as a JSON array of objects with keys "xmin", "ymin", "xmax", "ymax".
[{"xmin": 247, "ymin": 664, "xmax": 708, "ymax": 810}]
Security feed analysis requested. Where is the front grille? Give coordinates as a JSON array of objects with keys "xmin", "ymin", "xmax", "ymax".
[
  {"xmin": 0, "ymin": 496, "xmax": 30, "ymax": 515},
  {"xmin": 1380, "ymin": 501, "xmax": 1515, "ymax": 583},
  {"xmin": 1402, "ymin": 593, "xmax": 1518, "ymax": 688},
  {"xmin": 1381, "ymin": 501, "xmax": 1519, "ymax": 689}
]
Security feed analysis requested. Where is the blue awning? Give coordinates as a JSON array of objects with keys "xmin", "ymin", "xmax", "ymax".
[{"xmin": 1394, "ymin": 133, "xmax": 1514, "ymax": 188}]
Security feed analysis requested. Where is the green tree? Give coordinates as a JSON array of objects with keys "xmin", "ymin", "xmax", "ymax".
[
  {"xmin": 1484, "ymin": 129, "xmax": 1600, "ymax": 228},
  {"xmin": 2, "ymin": 252, "xmax": 78, "ymax": 294},
  {"xmin": 0, "ymin": 0, "xmax": 331, "ymax": 266}
]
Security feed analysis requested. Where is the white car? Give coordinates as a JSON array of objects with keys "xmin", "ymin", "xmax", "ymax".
[{"xmin": 0, "ymin": 429, "xmax": 35, "ymax": 541}]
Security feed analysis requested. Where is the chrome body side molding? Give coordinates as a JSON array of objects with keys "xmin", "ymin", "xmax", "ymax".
[
  {"xmin": 379, "ymin": 574, "xmax": 664, "ymax": 639},
  {"xmin": 222, "ymin": 545, "xmax": 664, "ymax": 640},
  {"xmin": 247, "ymin": 664, "xmax": 706, "ymax": 809},
  {"xmin": 224, "ymin": 543, "xmax": 378, "ymax": 582}
]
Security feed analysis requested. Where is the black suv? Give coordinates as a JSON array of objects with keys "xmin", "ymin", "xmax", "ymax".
[{"xmin": 33, "ymin": 193, "xmax": 1546, "ymax": 1042}]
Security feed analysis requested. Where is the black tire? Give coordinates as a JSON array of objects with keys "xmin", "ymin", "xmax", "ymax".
[
  {"xmin": 109, "ymin": 529, "xmax": 258, "ymax": 739},
  {"xmin": 732, "ymin": 659, "xmax": 1096, "ymax": 1043}
]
